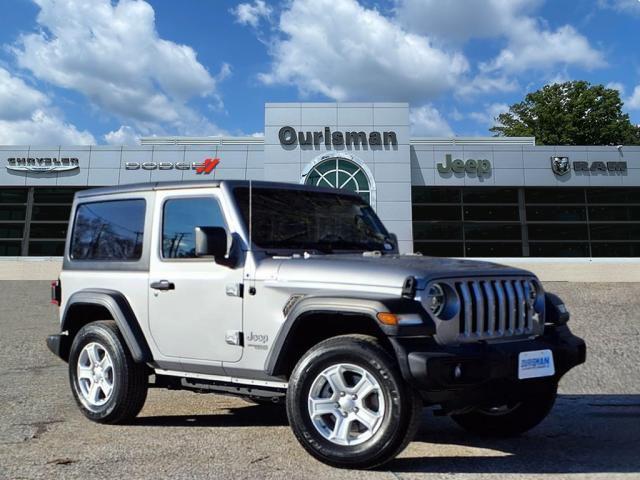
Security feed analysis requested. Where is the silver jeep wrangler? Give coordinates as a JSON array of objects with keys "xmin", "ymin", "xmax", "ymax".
[{"xmin": 47, "ymin": 180, "xmax": 586, "ymax": 469}]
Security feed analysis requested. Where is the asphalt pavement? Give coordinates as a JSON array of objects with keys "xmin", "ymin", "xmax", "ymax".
[{"xmin": 1, "ymin": 281, "xmax": 639, "ymax": 480}]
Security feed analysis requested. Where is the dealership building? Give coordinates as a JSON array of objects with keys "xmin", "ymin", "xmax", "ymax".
[{"xmin": 1, "ymin": 102, "xmax": 639, "ymax": 259}]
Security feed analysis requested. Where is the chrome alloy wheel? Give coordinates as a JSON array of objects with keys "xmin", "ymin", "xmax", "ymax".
[
  {"xmin": 76, "ymin": 342, "xmax": 115, "ymax": 407},
  {"xmin": 307, "ymin": 363, "xmax": 386, "ymax": 446}
]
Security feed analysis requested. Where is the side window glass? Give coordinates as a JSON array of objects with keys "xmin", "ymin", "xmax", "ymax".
[
  {"xmin": 71, "ymin": 199, "xmax": 145, "ymax": 261},
  {"xmin": 162, "ymin": 197, "xmax": 225, "ymax": 259}
]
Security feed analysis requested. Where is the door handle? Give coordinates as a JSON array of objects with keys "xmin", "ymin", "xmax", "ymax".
[{"xmin": 150, "ymin": 280, "xmax": 175, "ymax": 291}]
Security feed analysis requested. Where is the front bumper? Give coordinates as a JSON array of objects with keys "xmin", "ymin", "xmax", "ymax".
[{"xmin": 392, "ymin": 324, "xmax": 586, "ymax": 407}]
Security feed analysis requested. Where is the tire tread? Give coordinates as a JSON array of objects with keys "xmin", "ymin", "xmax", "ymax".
[
  {"xmin": 286, "ymin": 334, "xmax": 422, "ymax": 469},
  {"xmin": 69, "ymin": 320, "xmax": 148, "ymax": 424}
]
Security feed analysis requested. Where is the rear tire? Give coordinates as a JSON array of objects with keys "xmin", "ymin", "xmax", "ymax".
[
  {"xmin": 451, "ymin": 384, "xmax": 557, "ymax": 437},
  {"xmin": 286, "ymin": 335, "xmax": 422, "ymax": 469},
  {"xmin": 68, "ymin": 321, "xmax": 148, "ymax": 424}
]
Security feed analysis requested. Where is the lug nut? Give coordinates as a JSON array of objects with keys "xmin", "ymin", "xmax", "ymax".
[
  {"xmin": 340, "ymin": 392, "xmax": 345, "ymax": 397},
  {"xmin": 352, "ymin": 394, "xmax": 357, "ymax": 400},
  {"xmin": 354, "ymin": 407, "xmax": 359, "ymax": 413}
]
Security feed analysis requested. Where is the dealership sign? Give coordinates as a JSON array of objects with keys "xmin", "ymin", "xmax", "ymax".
[
  {"xmin": 551, "ymin": 156, "xmax": 570, "ymax": 176},
  {"xmin": 6, "ymin": 157, "xmax": 79, "ymax": 173},
  {"xmin": 125, "ymin": 158, "xmax": 220, "ymax": 174},
  {"xmin": 551, "ymin": 156, "xmax": 627, "ymax": 176},
  {"xmin": 437, "ymin": 154, "xmax": 492, "ymax": 176},
  {"xmin": 279, "ymin": 126, "xmax": 398, "ymax": 147}
]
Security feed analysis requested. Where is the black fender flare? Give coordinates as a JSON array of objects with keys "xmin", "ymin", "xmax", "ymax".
[
  {"xmin": 544, "ymin": 291, "xmax": 570, "ymax": 325},
  {"xmin": 61, "ymin": 289, "xmax": 153, "ymax": 363},
  {"xmin": 263, "ymin": 295, "xmax": 433, "ymax": 377}
]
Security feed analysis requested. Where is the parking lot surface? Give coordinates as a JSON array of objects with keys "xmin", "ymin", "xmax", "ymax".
[{"xmin": 1, "ymin": 281, "xmax": 639, "ymax": 480}]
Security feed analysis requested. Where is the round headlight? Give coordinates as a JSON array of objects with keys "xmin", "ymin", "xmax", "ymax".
[
  {"xmin": 426, "ymin": 283, "xmax": 446, "ymax": 317},
  {"xmin": 526, "ymin": 280, "xmax": 538, "ymax": 306}
]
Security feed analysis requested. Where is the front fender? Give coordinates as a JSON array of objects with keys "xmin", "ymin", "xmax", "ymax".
[
  {"xmin": 263, "ymin": 295, "xmax": 434, "ymax": 376},
  {"xmin": 544, "ymin": 292, "xmax": 570, "ymax": 325}
]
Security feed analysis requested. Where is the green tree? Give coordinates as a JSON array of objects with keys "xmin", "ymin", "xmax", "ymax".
[{"xmin": 490, "ymin": 81, "xmax": 640, "ymax": 145}]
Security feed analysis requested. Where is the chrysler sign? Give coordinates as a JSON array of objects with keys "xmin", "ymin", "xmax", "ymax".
[{"xmin": 6, "ymin": 157, "xmax": 79, "ymax": 173}]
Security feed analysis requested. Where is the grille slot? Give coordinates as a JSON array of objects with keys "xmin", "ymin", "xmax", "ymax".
[{"xmin": 456, "ymin": 279, "xmax": 537, "ymax": 341}]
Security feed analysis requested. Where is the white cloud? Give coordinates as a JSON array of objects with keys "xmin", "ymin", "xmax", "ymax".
[
  {"xmin": 231, "ymin": 0, "xmax": 272, "ymax": 27},
  {"xmin": 450, "ymin": 108, "xmax": 464, "ymax": 122},
  {"xmin": 397, "ymin": 0, "xmax": 604, "ymax": 86},
  {"xmin": 395, "ymin": 0, "xmax": 539, "ymax": 43},
  {"xmin": 0, "ymin": 68, "xmax": 49, "ymax": 120},
  {"xmin": 598, "ymin": 0, "xmax": 640, "ymax": 15},
  {"xmin": 410, "ymin": 104, "xmax": 453, "ymax": 136},
  {"xmin": 483, "ymin": 21, "xmax": 605, "ymax": 73},
  {"xmin": 0, "ymin": 110, "xmax": 95, "ymax": 144},
  {"xmin": 468, "ymin": 103, "xmax": 509, "ymax": 126},
  {"xmin": 104, "ymin": 125, "xmax": 139, "ymax": 145},
  {"xmin": 13, "ymin": 0, "xmax": 225, "ymax": 135},
  {"xmin": 0, "ymin": 66, "xmax": 95, "ymax": 144},
  {"xmin": 626, "ymin": 85, "xmax": 640, "ymax": 110},
  {"xmin": 607, "ymin": 82, "xmax": 626, "ymax": 96},
  {"xmin": 258, "ymin": 0, "xmax": 468, "ymax": 102},
  {"xmin": 547, "ymin": 69, "xmax": 571, "ymax": 86},
  {"xmin": 456, "ymin": 74, "xmax": 519, "ymax": 97}
]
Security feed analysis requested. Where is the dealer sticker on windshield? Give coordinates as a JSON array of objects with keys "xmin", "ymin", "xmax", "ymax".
[{"xmin": 518, "ymin": 349, "xmax": 555, "ymax": 379}]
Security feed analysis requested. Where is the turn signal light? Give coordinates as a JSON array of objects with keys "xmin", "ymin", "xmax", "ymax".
[{"xmin": 376, "ymin": 312, "xmax": 398, "ymax": 325}]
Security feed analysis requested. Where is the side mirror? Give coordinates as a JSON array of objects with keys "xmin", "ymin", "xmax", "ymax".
[
  {"xmin": 195, "ymin": 226, "xmax": 228, "ymax": 260},
  {"xmin": 387, "ymin": 233, "xmax": 399, "ymax": 253}
]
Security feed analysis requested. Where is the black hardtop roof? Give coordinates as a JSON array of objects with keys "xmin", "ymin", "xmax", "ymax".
[{"xmin": 75, "ymin": 180, "xmax": 358, "ymax": 199}]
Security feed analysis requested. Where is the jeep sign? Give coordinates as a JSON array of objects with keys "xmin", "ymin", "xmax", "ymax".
[{"xmin": 437, "ymin": 154, "xmax": 492, "ymax": 176}]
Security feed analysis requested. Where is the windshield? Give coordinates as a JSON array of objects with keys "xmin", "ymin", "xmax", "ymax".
[{"xmin": 233, "ymin": 187, "xmax": 392, "ymax": 253}]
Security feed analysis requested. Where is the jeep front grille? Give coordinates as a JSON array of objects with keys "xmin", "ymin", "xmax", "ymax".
[{"xmin": 454, "ymin": 279, "xmax": 537, "ymax": 341}]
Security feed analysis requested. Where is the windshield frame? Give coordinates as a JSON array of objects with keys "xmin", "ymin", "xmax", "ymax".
[{"xmin": 232, "ymin": 185, "xmax": 393, "ymax": 255}]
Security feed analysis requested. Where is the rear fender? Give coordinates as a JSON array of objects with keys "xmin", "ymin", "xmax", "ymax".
[{"xmin": 59, "ymin": 289, "xmax": 152, "ymax": 363}]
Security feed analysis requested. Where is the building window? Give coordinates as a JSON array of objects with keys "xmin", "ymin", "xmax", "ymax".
[
  {"xmin": 303, "ymin": 156, "xmax": 373, "ymax": 204},
  {"xmin": 28, "ymin": 188, "xmax": 85, "ymax": 256},
  {"xmin": 412, "ymin": 186, "xmax": 640, "ymax": 258},
  {"xmin": 412, "ymin": 187, "xmax": 522, "ymax": 257},
  {"xmin": 0, "ymin": 188, "xmax": 28, "ymax": 257}
]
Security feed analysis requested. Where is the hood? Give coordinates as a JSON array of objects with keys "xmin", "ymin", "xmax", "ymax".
[{"xmin": 266, "ymin": 254, "xmax": 534, "ymax": 290}]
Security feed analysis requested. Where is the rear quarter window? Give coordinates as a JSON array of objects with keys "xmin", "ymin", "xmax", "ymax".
[{"xmin": 70, "ymin": 199, "xmax": 146, "ymax": 261}]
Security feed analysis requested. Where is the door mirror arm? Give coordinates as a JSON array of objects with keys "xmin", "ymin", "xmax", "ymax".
[{"xmin": 387, "ymin": 233, "xmax": 399, "ymax": 254}]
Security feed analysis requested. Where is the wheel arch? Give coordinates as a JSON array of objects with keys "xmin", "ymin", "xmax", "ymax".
[
  {"xmin": 60, "ymin": 289, "xmax": 153, "ymax": 363},
  {"xmin": 264, "ymin": 297, "xmax": 395, "ymax": 379}
]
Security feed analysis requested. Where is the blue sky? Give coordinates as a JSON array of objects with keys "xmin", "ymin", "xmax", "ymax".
[{"xmin": 0, "ymin": 0, "xmax": 638, "ymax": 144}]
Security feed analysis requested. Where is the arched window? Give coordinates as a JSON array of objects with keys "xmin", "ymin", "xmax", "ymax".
[{"xmin": 303, "ymin": 157, "xmax": 373, "ymax": 204}]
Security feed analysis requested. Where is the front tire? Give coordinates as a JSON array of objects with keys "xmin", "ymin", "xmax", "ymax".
[
  {"xmin": 451, "ymin": 384, "xmax": 557, "ymax": 437},
  {"xmin": 68, "ymin": 321, "xmax": 148, "ymax": 424},
  {"xmin": 286, "ymin": 335, "xmax": 422, "ymax": 469}
]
